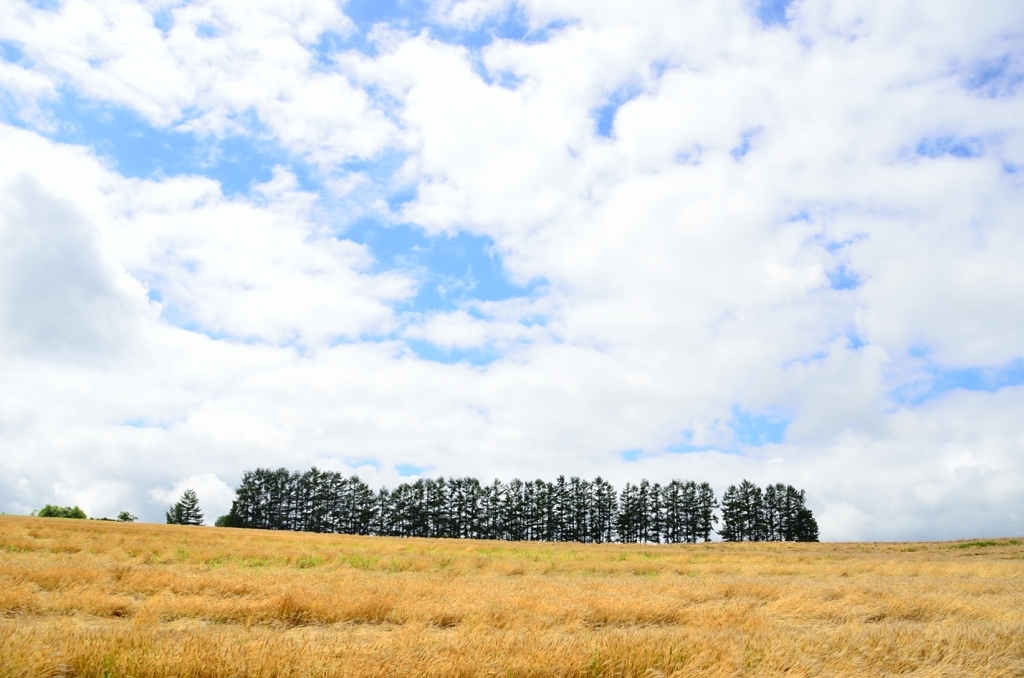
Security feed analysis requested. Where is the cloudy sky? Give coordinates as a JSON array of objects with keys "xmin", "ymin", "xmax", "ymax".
[{"xmin": 1, "ymin": 0, "xmax": 1022, "ymax": 540}]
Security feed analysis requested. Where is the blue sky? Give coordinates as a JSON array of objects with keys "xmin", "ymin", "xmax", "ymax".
[{"xmin": 1, "ymin": 0, "xmax": 1023, "ymax": 540}]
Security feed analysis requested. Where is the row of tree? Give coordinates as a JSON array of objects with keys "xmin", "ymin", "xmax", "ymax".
[
  {"xmin": 217, "ymin": 468, "xmax": 818, "ymax": 542},
  {"xmin": 33, "ymin": 505, "xmax": 137, "ymax": 522}
]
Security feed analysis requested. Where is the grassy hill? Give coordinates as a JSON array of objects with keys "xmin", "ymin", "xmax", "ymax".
[{"xmin": 1, "ymin": 515, "xmax": 1022, "ymax": 677}]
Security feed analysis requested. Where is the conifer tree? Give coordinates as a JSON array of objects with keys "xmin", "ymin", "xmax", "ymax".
[
  {"xmin": 483, "ymin": 479, "xmax": 505, "ymax": 540},
  {"xmin": 720, "ymin": 480, "xmax": 763, "ymax": 541},
  {"xmin": 528, "ymin": 479, "xmax": 553, "ymax": 541},
  {"xmin": 794, "ymin": 503, "xmax": 819, "ymax": 542},
  {"xmin": 762, "ymin": 483, "xmax": 785, "ymax": 541},
  {"xmin": 695, "ymin": 481, "xmax": 718, "ymax": 542},
  {"xmin": 719, "ymin": 484, "xmax": 741, "ymax": 542},
  {"xmin": 646, "ymin": 482, "xmax": 664, "ymax": 543},
  {"xmin": 591, "ymin": 477, "xmax": 617, "ymax": 543},
  {"xmin": 166, "ymin": 489, "xmax": 204, "ymax": 526},
  {"xmin": 615, "ymin": 482, "xmax": 641, "ymax": 543},
  {"xmin": 502, "ymin": 478, "xmax": 526, "ymax": 541},
  {"xmin": 425, "ymin": 477, "xmax": 450, "ymax": 538}
]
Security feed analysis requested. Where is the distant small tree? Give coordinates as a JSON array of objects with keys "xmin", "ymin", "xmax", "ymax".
[
  {"xmin": 37, "ymin": 504, "xmax": 87, "ymax": 519},
  {"xmin": 166, "ymin": 489, "xmax": 204, "ymax": 526},
  {"xmin": 116, "ymin": 511, "xmax": 138, "ymax": 523}
]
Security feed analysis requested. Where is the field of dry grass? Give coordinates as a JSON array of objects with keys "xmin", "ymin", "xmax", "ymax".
[{"xmin": 1, "ymin": 515, "xmax": 1022, "ymax": 677}]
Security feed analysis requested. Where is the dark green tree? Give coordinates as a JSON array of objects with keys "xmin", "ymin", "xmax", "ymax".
[
  {"xmin": 482, "ymin": 479, "xmax": 505, "ymax": 540},
  {"xmin": 523, "ymin": 480, "xmax": 547, "ymax": 541},
  {"xmin": 166, "ymin": 489, "xmax": 204, "ymax": 526},
  {"xmin": 426, "ymin": 477, "xmax": 453, "ymax": 538},
  {"xmin": 643, "ymin": 481, "xmax": 663, "ymax": 544},
  {"xmin": 501, "ymin": 478, "xmax": 526, "ymax": 541},
  {"xmin": 591, "ymin": 477, "xmax": 617, "ymax": 543},
  {"xmin": 720, "ymin": 480, "xmax": 763, "ymax": 541},
  {"xmin": 566, "ymin": 476, "xmax": 590, "ymax": 543},
  {"xmin": 762, "ymin": 483, "xmax": 786, "ymax": 541},
  {"xmin": 116, "ymin": 511, "xmax": 137, "ymax": 523},
  {"xmin": 695, "ymin": 482, "xmax": 718, "ymax": 542},
  {"xmin": 372, "ymin": 487, "xmax": 392, "ymax": 536},
  {"xmin": 794, "ymin": 505, "xmax": 819, "ymax": 542},
  {"xmin": 615, "ymin": 482, "xmax": 639, "ymax": 542},
  {"xmin": 551, "ymin": 475, "xmax": 569, "ymax": 541},
  {"xmin": 661, "ymin": 480, "xmax": 684, "ymax": 543}
]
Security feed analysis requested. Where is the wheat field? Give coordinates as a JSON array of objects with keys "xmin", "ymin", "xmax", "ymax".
[{"xmin": 1, "ymin": 515, "xmax": 1022, "ymax": 677}]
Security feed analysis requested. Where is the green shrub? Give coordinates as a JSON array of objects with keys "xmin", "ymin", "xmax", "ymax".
[{"xmin": 36, "ymin": 505, "xmax": 87, "ymax": 519}]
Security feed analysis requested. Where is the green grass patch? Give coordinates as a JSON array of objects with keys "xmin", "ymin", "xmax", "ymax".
[{"xmin": 343, "ymin": 554, "xmax": 379, "ymax": 570}]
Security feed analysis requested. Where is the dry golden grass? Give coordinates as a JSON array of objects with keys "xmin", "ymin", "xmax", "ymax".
[{"xmin": 1, "ymin": 516, "xmax": 1022, "ymax": 677}]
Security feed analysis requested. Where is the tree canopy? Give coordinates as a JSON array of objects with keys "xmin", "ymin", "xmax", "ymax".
[{"xmin": 36, "ymin": 504, "xmax": 86, "ymax": 519}]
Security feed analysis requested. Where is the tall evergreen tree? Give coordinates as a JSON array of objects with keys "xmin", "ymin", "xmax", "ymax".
[
  {"xmin": 424, "ymin": 477, "xmax": 449, "ymax": 538},
  {"xmin": 166, "ymin": 488, "xmax": 204, "ymax": 526},
  {"xmin": 792, "ymin": 488, "xmax": 819, "ymax": 542},
  {"xmin": 720, "ymin": 480, "xmax": 763, "ymax": 541},
  {"xmin": 524, "ymin": 480, "xmax": 548, "ymax": 541},
  {"xmin": 645, "ymin": 481, "xmax": 663, "ymax": 543},
  {"xmin": 720, "ymin": 484, "xmax": 741, "ymax": 542},
  {"xmin": 349, "ymin": 476, "xmax": 376, "ymax": 535},
  {"xmin": 762, "ymin": 483, "xmax": 785, "ymax": 541},
  {"xmin": 615, "ymin": 482, "xmax": 639, "ymax": 543},
  {"xmin": 372, "ymin": 487, "xmax": 391, "ymax": 536},
  {"xmin": 551, "ymin": 476, "xmax": 569, "ymax": 541},
  {"xmin": 661, "ymin": 480, "xmax": 685, "ymax": 543},
  {"xmin": 502, "ymin": 479, "xmax": 526, "ymax": 541},
  {"xmin": 695, "ymin": 482, "xmax": 718, "ymax": 542},
  {"xmin": 564, "ymin": 477, "xmax": 587, "ymax": 542},
  {"xmin": 483, "ymin": 479, "xmax": 505, "ymax": 540},
  {"xmin": 591, "ymin": 477, "xmax": 617, "ymax": 543}
]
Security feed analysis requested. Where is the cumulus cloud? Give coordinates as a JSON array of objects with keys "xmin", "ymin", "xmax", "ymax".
[{"xmin": 0, "ymin": 0, "xmax": 1023, "ymax": 539}]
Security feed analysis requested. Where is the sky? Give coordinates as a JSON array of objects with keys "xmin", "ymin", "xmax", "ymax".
[{"xmin": 1, "ymin": 0, "xmax": 1023, "ymax": 540}]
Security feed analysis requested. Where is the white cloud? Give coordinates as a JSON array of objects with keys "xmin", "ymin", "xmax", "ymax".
[
  {"xmin": 0, "ymin": 58, "xmax": 55, "ymax": 125},
  {"xmin": 0, "ymin": 0, "xmax": 394, "ymax": 164}
]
